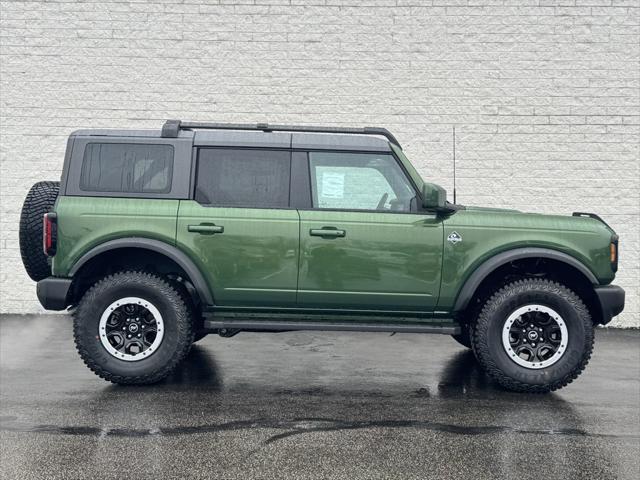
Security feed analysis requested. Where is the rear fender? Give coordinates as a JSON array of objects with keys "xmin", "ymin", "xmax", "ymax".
[{"xmin": 69, "ymin": 237, "xmax": 214, "ymax": 305}]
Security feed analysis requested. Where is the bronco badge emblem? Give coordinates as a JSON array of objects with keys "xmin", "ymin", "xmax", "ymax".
[{"xmin": 447, "ymin": 231, "xmax": 462, "ymax": 244}]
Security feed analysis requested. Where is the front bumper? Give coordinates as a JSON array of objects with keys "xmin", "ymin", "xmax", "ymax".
[
  {"xmin": 37, "ymin": 277, "xmax": 72, "ymax": 311},
  {"xmin": 595, "ymin": 284, "xmax": 625, "ymax": 325}
]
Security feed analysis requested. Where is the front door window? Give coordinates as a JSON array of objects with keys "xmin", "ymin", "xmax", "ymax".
[{"xmin": 309, "ymin": 152, "xmax": 416, "ymax": 212}]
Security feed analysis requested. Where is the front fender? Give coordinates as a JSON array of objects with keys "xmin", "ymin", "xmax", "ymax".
[{"xmin": 449, "ymin": 247, "xmax": 598, "ymax": 313}]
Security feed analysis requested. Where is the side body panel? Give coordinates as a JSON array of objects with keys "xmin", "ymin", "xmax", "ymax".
[
  {"xmin": 52, "ymin": 196, "xmax": 179, "ymax": 276},
  {"xmin": 297, "ymin": 210, "xmax": 444, "ymax": 311},
  {"xmin": 176, "ymin": 201, "xmax": 300, "ymax": 307},
  {"xmin": 437, "ymin": 208, "xmax": 616, "ymax": 311}
]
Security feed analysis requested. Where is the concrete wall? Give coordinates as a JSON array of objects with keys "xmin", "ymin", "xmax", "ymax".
[{"xmin": 0, "ymin": 0, "xmax": 638, "ymax": 326}]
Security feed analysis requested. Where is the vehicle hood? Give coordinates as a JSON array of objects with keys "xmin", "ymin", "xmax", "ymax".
[
  {"xmin": 453, "ymin": 206, "xmax": 614, "ymax": 235},
  {"xmin": 463, "ymin": 206, "xmax": 522, "ymax": 214}
]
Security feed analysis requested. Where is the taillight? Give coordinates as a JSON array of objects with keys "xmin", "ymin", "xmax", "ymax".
[{"xmin": 43, "ymin": 212, "xmax": 57, "ymax": 256}]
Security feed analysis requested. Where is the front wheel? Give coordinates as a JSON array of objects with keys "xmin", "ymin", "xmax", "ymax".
[
  {"xmin": 471, "ymin": 278, "xmax": 594, "ymax": 393},
  {"xmin": 73, "ymin": 271, "xmax": 194, "ymax": 384}
]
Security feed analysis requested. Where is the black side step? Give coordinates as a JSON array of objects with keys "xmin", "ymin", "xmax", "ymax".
[{"xmin": 203, "ymin": 319, "xmax": 460, "ymax": 335}]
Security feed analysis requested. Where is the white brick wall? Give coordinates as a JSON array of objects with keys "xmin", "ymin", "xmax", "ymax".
[{"xmin": 0, "ymin": 0, "xmax": 638, "ymax": 326}]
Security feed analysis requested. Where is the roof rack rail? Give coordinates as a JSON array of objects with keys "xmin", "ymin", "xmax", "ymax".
[{"xmin": 161, "ymin": 119, "xmax": 402, "ymax": 149}]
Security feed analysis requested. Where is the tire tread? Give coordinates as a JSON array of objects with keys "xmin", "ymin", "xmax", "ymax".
[
  {"xmin": 471, "ymin": 278, "xmax": 594, "ymax": 393},
  {"xmin": 73, "ymin": 270, "xmax": 193, "ymax": 385},
  {"xmin": 19, "ymin": 181, "xmax": 60, "ymax": 281}
]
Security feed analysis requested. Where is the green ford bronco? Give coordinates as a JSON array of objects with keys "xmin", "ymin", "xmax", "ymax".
[{"xmin": 20, "ymin": 120, "xmax": 625, "ymax": 392}]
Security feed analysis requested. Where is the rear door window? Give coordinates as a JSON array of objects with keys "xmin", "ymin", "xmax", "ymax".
[
  {"xmin": 80, "ymin": 143, "xmax": 174, "ymax": 193},
  {"xmin": 195, "ymin": 149, "xmax": 291, "ymax": 208}
]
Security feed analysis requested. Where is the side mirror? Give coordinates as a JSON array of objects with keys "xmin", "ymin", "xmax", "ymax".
[{"xmin": 422, "ymin": 183, "xmax": 447, "ymax": 210}]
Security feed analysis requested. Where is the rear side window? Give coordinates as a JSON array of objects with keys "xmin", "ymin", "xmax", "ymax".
[
  {"xmin": 195, "ymin": 149, "xmax": 291, "ymax": 208},
  {"xmin": 80, "ymin": 143, "xmax": 174, "ymax": 194}
]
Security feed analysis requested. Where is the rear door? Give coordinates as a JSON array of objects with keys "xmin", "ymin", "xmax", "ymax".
[
  {"xmin": 176, "ymin": 148, "xmax": 299, "ymax": 307},
  {"xmin": 297, "ymin": 151, "xmax": 443, "ymax": 311}
]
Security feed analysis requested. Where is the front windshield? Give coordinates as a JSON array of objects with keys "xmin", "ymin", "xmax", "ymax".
[{"xmin": 390, "ymin": 143, "xmax": 425, "ymax": 193}]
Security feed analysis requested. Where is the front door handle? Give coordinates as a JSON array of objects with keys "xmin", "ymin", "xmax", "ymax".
[
  {"xmin": 188, "ymin": 224, "xmax": 224, "ymax": 235},
  {"xmin": 309, "ymin": 227, "xmax": 346, "ymax": 238}
]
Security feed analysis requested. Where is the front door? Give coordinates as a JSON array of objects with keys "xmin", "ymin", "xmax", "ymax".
[
  {"xmin": 177, "ymin": 148, "xmax": 299, "ymax": 307},
  {"xmin": 297, "ymin": 151, "xmax": 443, "ymax": 311}
]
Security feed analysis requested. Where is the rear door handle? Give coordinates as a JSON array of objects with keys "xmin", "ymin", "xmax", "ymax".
[
  {"xmin": 309, "ymin": 227, "xmax": 346, "ymax": 238},
  {"xmin": 188, "ymin": 224, "xmax": 224, "ymax": 235}
]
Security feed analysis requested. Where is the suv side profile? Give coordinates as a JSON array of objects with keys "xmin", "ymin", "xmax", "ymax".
[{"xmin": 20, "ymin": 120, "xmax": 625, "ymax": 392}]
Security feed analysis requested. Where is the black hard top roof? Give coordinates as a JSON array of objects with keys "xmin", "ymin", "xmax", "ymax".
[{"xmin": 70, "ymin": 120, "xmax": 401, "ymax": 153}]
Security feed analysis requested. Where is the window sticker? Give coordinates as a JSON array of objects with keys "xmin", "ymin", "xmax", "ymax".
[{"xmin": 321, "ymin": 171, "xmax": 345, "ymax": 199}]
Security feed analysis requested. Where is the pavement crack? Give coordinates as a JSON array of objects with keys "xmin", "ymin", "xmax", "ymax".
[{"xmin": 1, "ymin": 417, "xmax": 637, "ymax": 442}]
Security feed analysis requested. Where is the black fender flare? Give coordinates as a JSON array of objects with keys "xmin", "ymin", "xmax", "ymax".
[
  {"xmin": 69, "ymin": 237, "xmax": 214, "ymax": 305},
  {"xmin": 452, "ymin": 247, "xmax": 598, "ymax": 313}
]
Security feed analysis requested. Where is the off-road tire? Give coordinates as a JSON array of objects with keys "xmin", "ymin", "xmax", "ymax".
[
  {"xmin": 169, "ymin": 279, "xmax": 207, "ymax": 344},
  {"xmin": 451, "ymin": 323, "xmax": 472, "ymax": 349},
  {"xmin": 19, "ymin": 181, "xmax": 60, "ymax": 281},
  {"xmin": 73, "ymin": 271, "xmax": 194, "ymax": 385},
  {"xmin": 471, "ymin": 278, "xmax": 594, "ymax": 393}
]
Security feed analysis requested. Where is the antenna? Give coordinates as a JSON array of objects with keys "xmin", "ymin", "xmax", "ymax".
[{"xmin": 452, "ymin": 125, "xmax": 457, "ymax": 204}]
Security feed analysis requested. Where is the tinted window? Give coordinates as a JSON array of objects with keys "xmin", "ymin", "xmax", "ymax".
[
  {"xmin": 309, "ymin": 152, "xmax": 416, "ymax": 211},
  {"xmin": 196, "ymin": 149, "xmax": 290, "ymax": 208},
  {"xmin": 80, "ymin": 143, "xmax": 173, "ymax": 193}
]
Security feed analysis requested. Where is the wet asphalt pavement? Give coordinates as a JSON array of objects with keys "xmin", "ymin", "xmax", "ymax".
[{"xmin": 0, "ymin": 314, "xmax": 638, "ymax": 479}]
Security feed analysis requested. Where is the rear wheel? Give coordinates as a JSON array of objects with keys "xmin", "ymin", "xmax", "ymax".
[
  {"xmin": 19, "ymin": 181, "xmax": 60, "ymax": 281},
  {"xmin": 73, "ymin": 271, "xmax": 194, "ymax": 384},
  {"xmin": 169, "ymin": 280, "xmax": 207, "ymax": 344},
  {"xmin": 471, "ymin": 278, "xmax": 593, "ymax": 393}
]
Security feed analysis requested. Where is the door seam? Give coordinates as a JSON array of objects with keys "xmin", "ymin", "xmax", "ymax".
[{"xmin": 295, "ymin": 209, "xmax": 302, "ymax": 304}]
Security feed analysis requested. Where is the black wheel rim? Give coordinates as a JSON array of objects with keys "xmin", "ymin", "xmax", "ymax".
[
  {"xmin": 99, "ymin": 297, "xmax": 164, "ymax": 361},
  {"xmin": 502, "ymin": 305, "xmax": 568, "ymax": 369}
]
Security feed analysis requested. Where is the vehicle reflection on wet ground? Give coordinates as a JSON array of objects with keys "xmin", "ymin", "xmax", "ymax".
[{"xmin": 0, "ymin": 314, "xmax": 638, "ymax": 479}]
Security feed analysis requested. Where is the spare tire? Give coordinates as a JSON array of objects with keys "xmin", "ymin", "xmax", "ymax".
[{"xmin": 19, "ymin": 181, "xmax": 60, "ymax": 281}]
